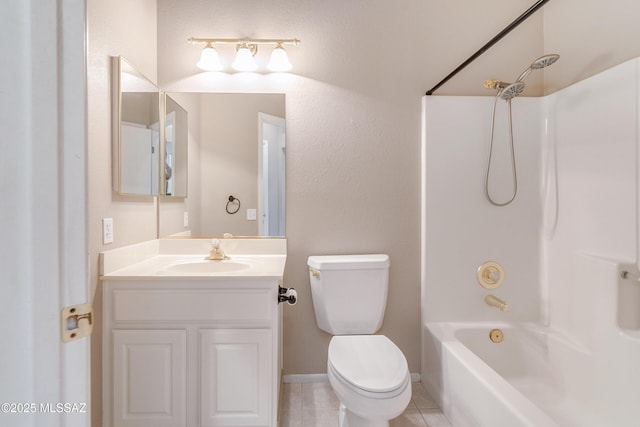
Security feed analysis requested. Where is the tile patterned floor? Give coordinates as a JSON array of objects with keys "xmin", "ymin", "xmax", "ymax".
[{"xmin": 279, "ymin": 381, "xmax": 452, "ymax": 427}]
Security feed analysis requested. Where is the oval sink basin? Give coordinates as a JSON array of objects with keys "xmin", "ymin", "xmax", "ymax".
[{"xmin": 163, "ymin": 259, "xmax": 252, "ymax": 274}]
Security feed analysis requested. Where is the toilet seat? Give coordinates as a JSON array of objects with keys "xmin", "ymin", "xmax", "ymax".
[{"xmin": 328, "ymin": 335, "xmax": 409, "ymax": 397}]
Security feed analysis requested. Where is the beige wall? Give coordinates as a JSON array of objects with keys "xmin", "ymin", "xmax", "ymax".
[
  {"xmin": 87, "ymin": 0, "xmax": 157, "ymax": 425},
  {"xmin": 87, "ymin": 0, "xmax": 640, "ymax": 418},
  {"xmin": 544, "ymin": 0, "xmax": 640, "ymax": 94},
  {"xmin": 88, "ymin": 0, "xmax": 158, "ymax": 293},
  {"xmin": 156, "ymin": 0, "xmax": 542, "ymax": 376}
]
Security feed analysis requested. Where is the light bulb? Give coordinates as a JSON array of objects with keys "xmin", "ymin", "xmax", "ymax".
[
  {"xmin": 267, "ymin": 45, "xmax": 292, "ymax": 72},
  {"xmin": 196, "ymin": 45, "xmax": 222, "ymax": 71},
  {"xmin": 232, "ymin": 45, "xmax": 258, "ymax": 71}
]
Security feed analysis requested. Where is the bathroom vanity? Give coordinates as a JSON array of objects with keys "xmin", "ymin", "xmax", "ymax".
[{"xmin": 100, "ymin": 238, "xmax": 287, "ymax": 427}]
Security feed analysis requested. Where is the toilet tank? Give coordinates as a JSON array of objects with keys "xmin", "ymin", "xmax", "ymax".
[{"xmin": 307, "ymin": 254, "xmax": 390, "ymax": 335}]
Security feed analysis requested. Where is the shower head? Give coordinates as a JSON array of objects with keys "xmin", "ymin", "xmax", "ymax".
[
  {"xmin": 484, "ymin": 79, "xmax": 526, "ymax": 101},
  {"xmin": 516, "ymin": 53, "xmax": 560, "ymax": 82},
  {"xmin": 498, "ymin": 82, "xmax": 526, "ymax": 100},
  {"xmin": 531, "ymin": 54, "xmax": 560, "ymax": 69}
]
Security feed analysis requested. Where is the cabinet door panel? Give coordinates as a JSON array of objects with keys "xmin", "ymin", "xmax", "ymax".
[
  {"xmin": 200, "ymin": 329, "xmax": 272, "ymax": 427},
  {"xmin": 113, "ymin": 329, "xmax": 187, "ymax": 427}
]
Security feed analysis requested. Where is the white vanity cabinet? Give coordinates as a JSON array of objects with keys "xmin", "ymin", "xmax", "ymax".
[{"xmin": 102, "ymin": 278, "xmax": 282, "ymax": 427}]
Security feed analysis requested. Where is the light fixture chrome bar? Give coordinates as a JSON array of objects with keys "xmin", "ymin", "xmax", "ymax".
[{"xmin": 189, "ymin": 37, "xmax": 300, "ymax": 46}]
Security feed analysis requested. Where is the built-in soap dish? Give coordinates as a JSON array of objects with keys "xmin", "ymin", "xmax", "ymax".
[
  {"xmin": 618, "ymin": 265, "xmax": 640, "ymax": 331},
  {"xmin": 477, "ymin": 261, "xmax": 505, "ymax": 290}
]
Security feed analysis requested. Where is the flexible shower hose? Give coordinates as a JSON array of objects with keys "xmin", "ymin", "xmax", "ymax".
[{"xmin": 484, "ymin": 94, "xmax": 518, "ymax": 207}]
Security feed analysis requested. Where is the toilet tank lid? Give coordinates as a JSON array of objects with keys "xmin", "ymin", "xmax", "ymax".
[{"xmin": 307, "ymin": 254, "xmax": 389, "ymax": 270}]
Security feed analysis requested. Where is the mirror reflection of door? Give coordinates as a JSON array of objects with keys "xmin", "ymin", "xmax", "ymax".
[
  {"xmin": 258, "ymin": 113, "xmax": 286, "ymax": 236},
  {"xmin": 164, "ymin": 111, "xmax": 175, "ymax": 195},
  {"xmin": 120, "ymin": 120, "xmax": 159, "ymax": 195},
  {"xmin": 163, "ymin": 95, "xmax": 188, "ymax": 198},
  {"xmin": 150, "ymin": 121, "xmax": 160, "ymax": 195}
]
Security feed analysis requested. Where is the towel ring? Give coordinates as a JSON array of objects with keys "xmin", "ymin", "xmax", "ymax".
[{"xmin": 226, "ymin": 195, "xmax": 241, "ymax": 214}]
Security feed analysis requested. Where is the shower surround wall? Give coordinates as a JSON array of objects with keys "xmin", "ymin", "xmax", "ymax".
[
  {"xmin": 423, "ymin": 96, "xmax": 542, "ymax": 322},
  {"xmin": 422, "ymin": 58, "xmax": 640, "ymax": 424}
]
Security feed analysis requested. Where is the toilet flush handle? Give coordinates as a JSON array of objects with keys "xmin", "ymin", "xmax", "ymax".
[{"xmin": 309, "ymin": 267, "xmax": 320, "ymax": 278}]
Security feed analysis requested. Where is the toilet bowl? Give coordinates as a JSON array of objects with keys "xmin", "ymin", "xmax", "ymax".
[
  {"xmin": 307, "ymin": 254, "xmax": 412, "ymax": 426},
  {"xmin": 327, "ymin": 335, "xmax": 411, "ymax": 427}
]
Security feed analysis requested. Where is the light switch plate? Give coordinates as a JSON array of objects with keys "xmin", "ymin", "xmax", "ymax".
[
  {"xmin": 183, "ymin": 211, "xmax": 189, "ymax": 227},
  {"xmin": 247, "ymin": 208, "xmax": 257, "ymax": 221}
]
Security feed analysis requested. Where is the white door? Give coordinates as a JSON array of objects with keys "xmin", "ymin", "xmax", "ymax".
[
  {"xmin": 0, "ymin": 2, "xmax": 90, "ymax": 427},
  {"xmin": 258, "ymin": 113, "xmax": 286, "ymax": 236}
]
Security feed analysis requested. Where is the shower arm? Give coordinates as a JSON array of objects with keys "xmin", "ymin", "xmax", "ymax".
[{"xmin": 425, "ymin": 0, "xmax": 551, "ymax": 96}]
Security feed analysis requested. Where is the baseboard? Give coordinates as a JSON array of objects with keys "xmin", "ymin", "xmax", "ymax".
[{"xmin": 283, "ymin": 373, "xmax": 329, "ymax": 383}]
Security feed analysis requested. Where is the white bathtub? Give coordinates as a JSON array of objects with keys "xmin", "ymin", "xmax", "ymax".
[{"xmin": 422, "ymin": 322, "xmax": 608, "ymax": 427}]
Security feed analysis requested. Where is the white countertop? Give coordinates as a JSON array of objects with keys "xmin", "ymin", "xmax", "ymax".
[{"xmin": 100, "ymin": 238, "xmax": 287, "ymax": 280}]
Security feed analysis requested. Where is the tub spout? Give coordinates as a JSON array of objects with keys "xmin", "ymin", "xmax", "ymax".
[{"xmin": 485, "ymin": 294, "xmax": 509, "ymax": 312}]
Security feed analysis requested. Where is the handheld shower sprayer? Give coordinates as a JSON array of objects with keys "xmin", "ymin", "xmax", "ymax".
[
  {"xmin": 483, "ymin": 53, "xmax": 560, "ymax": 206},
  {"xmin": 516, "ymin": 53, "xmax": 560, "ymax": 83}
]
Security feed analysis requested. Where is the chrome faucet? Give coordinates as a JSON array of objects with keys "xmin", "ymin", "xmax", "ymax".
[
  {"xmin": 207, "ymin": 238, "xmax": 228, "ymax": 260},
  {"xmin": 485, "ymin": 294, "xmax": 509, "ymax": 312}
]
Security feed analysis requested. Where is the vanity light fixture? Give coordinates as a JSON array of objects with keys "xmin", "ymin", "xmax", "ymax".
[
  {"xmin": 196, "ymin": 43, "xmax": 223, "ymax": 71},
  {"xmin": 267, "ymin": 43, "xmax": 293, "ymax": 72},
  {"xmin": 189, "ymin": 37, "xmax": 300, "ymax": 72},
  {"xmin": 232, "ymin": 42, "xmax": 258, "ymax": 71}
]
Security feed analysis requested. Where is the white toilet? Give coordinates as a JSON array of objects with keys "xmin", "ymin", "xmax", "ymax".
[{"xmin": 307, "ymin": 254, "xmax": 411, "ymax": 427}]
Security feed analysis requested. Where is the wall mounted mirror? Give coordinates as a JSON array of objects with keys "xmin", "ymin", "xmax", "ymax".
[
  {"xmin": 158, "ymin": 93, "xmax": 286, "ymax": 238},
  {"xmin": 112, "ymin": 56, "xmax": 160, "ymax": 196},
  {"xmin": 163, "ymin": 94, "xmax": 188, "ymax": 197}
]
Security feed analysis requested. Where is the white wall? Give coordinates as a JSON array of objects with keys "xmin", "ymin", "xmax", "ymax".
[
  {"xmin": 543, "ymin": 58, "xmax": 638, "ymax": 340},
  {"xmin": 423, "ymin": 97, "xmax": 542, "ymax": 322}
]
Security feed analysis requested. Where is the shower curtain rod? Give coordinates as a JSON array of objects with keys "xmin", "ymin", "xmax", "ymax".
[{"xmin": 425, "ymin": 0, "xmax": 551, "ymax": 96}]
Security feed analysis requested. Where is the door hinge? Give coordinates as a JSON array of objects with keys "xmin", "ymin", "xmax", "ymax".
[{"xmin": 62, "ymin": 303, "xmax": 93, "ymax": 342}]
